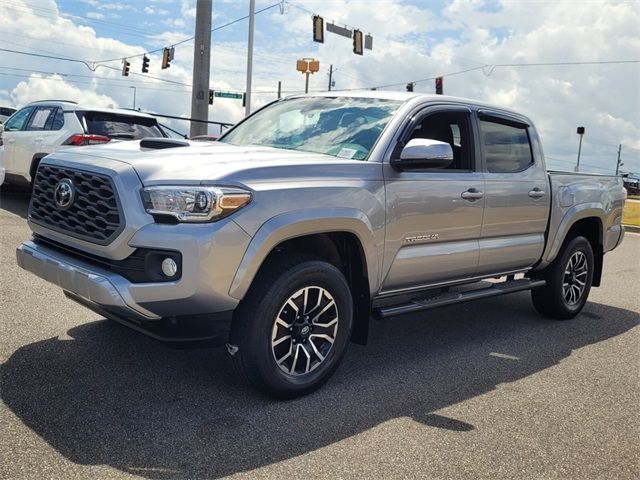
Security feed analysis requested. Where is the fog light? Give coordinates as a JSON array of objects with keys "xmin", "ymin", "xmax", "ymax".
[{"xmin": 161, "ymin": 258, "xmax": 178, "ymax": 277}]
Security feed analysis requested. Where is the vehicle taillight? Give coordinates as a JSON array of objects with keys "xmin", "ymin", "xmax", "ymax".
[{"xmin": 63, "ymin": 134, "xmax": 111, "ymax": 146}]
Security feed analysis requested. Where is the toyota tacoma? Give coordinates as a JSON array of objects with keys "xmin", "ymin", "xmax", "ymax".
[{"xmin": 16, "ymin": 92, "xmax": 626, "ymax": 398}]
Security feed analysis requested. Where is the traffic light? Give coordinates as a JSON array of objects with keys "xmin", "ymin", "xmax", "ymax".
[
  {"xmin": 312, "ymin": 15, "xmax": 324, "ymax": 43},
  {"xmin": 161, "ymin": 47, "xmax": 171, "ymax": 69},
  {"xmin": 141, "ymin": 55, "xmax": 149, "ymax": 73},
  {"xmin": 406, "ymin": 82, "xmax": 414, "ymax": 92},
  {"xmin": 435, "ymin": 76, "xmax": 443, "ymax": 95},
  {"xmin": 121, "ymin": 58, "xmax": 130, "ymax": 76},
  {"xmin": 208, "ymin": 89, "xmax": 214, "ymax": 105},
  {"xmin": 353, "ymin": 29, "xmax": 363, "ymax": 55}
]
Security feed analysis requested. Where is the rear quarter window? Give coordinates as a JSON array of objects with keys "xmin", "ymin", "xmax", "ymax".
[{"xmin": 77, "ymin": 111, "xmax": 164, "ymax": 139}]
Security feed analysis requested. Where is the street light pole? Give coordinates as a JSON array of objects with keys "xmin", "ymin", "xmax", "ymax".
[
  {"xmin": 575, "ymin": 126, "xmax": 585, "ymax": 172},
  {"xmin": 129, "ymin": 86, "xmax": 136, "ymax": 109},
  {"xmin": 244, "ymin": 0, "xmax": 255, "ymax": 116}
]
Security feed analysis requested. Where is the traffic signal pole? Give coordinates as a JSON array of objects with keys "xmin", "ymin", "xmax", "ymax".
[{"xmin": 190, "ymin": 0, "xmax": 212, "ymax": 138}]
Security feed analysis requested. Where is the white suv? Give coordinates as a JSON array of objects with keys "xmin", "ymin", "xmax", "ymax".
[{"xmin": 0, "ymin": 100, "xmax": 166, "ymax": 188}]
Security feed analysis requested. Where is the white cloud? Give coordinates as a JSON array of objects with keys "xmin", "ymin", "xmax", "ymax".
[
  {"xmin": 164, "ymin": 18, "xmax": 187, "ymax": 29},
  {"xmin": 11, "ymin": 74, "xmax": 117, "ymax": 108},
  {"xmin": 144, "ymin": 6, "xmax": 169, "ymax": 16},
  {"xmin": 180, "ymin": 0, "xmax": 196, "ymax": 21},
  {"xmin": 85, "ymin": 11, "xmax": 105, "ymax": 20},
  {"xmin": 96, "ymin": 2, "xmax": 135, "ymax": 12}
]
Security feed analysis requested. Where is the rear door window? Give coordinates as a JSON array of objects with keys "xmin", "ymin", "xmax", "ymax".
[
  {"xmin": 77, "ymin": 111, "xmax": 164, "ymax": 139},
  {"xmin": 26, "ymin": 106, "xmax": 58, "ymax": 131},
  {"xmin": 480, "ymin": 118, "xmax": 533, "ymax": 173}
]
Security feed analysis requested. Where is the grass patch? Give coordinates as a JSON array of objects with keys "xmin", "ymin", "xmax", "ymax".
[{"xmin": 623, "ymin": 200, "xmax": 640, "ymax": 227}]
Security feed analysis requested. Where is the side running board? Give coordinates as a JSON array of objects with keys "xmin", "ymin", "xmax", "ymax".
[{"xmin": 373, "ymin": 278, "xmax": 546, "ymax": 319}]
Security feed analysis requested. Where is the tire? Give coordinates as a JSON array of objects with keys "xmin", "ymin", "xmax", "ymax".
[
  {"xmin": 531, "ymin": 236, "xmax": 594, "ymax": 320},
  {"xmin": 230, "ymin": 255, "xmax": 353, "ymax": 399}
]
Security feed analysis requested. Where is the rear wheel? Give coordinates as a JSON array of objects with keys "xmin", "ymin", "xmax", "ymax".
[
  {"xmin": 531, "ymin": 236, "xmax": 594, "ymax": 319},
  {"xmin": 230, "ymin": 255, "xmax": 353, "ymax": 399}
]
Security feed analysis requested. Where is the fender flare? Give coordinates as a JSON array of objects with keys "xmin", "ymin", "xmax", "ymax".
[
  {"xmin": 541, "ymin": 203, "xmax": 605, "ymax": 266},
  {"xmin": 228, "ymin": 208, "xmax": 380, "ymax": 300}
]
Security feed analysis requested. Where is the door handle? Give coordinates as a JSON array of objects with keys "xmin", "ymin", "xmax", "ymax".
[
  {"xmin": 33, "ymin": 138, "xmax": 44, "ymax": 143},
  {"xmin": 7, "ymin": 138, "xmax": 15, "ymax": 144},
  {"xmin": 461, "ymin": 189, "xmax": 484, "ymax": 200},
  {"xmin": 528, "ymin": 188, "xmax": 546, "ymax": 199}
]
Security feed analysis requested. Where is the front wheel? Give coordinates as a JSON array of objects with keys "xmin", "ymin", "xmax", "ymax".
[
  {"xmin": 230, "ymin": 255, "xmax": 353, "ymax": 399},
  {"xmin": 531, "ymin": 236, "xmax": 594, "ymax": 319}
]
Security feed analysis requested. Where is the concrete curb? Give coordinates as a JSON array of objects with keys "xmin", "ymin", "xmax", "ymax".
[{"xmin": 623, "ymin": 225, "xmax": 640, "ymax": 234}]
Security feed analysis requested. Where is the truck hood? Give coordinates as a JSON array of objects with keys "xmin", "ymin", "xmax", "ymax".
[{"xmin": 52, "ymin": 140, "xmax": 361, "ymax": 185}]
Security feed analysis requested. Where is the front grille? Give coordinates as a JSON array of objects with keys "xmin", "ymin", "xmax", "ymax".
[{"xmin": 30, "ymin": 164, "xmax": 123, "ymax": 245}]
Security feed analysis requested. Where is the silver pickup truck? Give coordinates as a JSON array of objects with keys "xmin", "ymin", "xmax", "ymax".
[{"xmin": 16, "ymin": 92, "xmax": 626, "ymax": 398}]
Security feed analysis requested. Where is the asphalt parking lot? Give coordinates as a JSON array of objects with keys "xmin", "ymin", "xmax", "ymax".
[{"xmin": 1, "ymin": 186, "xmax": 638, "ymax": 480}]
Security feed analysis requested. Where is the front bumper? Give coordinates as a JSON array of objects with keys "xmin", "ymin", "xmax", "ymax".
[
  {"xmin": 16, "ymin": 230, "xmax": 246, "ymax": 344},
  {"xmin": 17, "ymin": 240, "xmax": 157, "ymax": 321}
]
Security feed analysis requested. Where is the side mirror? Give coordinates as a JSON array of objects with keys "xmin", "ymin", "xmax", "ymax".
[{"xmin": 391, "ymin": 138, "xmax": 453, "ymax": 171}]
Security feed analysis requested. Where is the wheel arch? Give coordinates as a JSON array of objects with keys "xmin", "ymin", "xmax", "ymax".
[
  {"xmin": 543, "ymin": 211, "xmax": 604, "ymax": 287},
  {"xmin": 29, "ymin": 153, "xmax": 49, "ymax": 182},
  {"xmin": 229, "ymin": 210, "xmax": 379, "ymax": 345}
]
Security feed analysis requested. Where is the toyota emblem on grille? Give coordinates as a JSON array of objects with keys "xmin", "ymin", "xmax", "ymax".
[{"xmin": 53, "ymin": 178, "xmax": 75, "ymax": 210}]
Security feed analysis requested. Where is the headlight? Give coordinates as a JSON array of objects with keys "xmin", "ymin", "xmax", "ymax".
[{"xmin": 141, "ymin": 186, "xmax": 251, "ymax": 223}]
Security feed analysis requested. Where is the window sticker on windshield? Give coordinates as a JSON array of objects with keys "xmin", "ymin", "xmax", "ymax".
[
  {"xmin": 30, "ymin": 109, "xmax": 51, "ymax": 129},
  {"xmin": 336, "ymin": 148, "xmax": 358, "ymax": 159}
]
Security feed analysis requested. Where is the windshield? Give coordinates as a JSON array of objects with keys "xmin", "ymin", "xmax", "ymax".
[{"xmin": 221, "ymin": 97, "xmax": 402, "ymax": 160}]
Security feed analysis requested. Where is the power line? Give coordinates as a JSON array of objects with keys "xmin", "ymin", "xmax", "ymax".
[
  {"xmin": 5, "ymin": 0, "xmax": 166, "ymax": 39},
  {"xmin": 91, "ymin": 1, "xmax": 284, "ymax": 64},
  {"xmin": 0, "ymin": 1, "xmax": 284, "ymax": 71},
  {"xmin": 0, "ymin": 47, "xmax": 93, "ymax": 68}
]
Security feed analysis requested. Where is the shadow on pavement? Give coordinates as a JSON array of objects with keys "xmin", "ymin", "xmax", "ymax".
[
  {"xmin": 1, "ymin": 295, "xmax": 637, "ymax": 479},
  {"xmin": 0, "ymin": 185, "xmax": 30, "ymax": 219}
]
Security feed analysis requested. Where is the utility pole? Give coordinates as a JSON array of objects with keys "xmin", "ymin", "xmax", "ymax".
[
  {"xmin": 244, "ymin": 0, "xmax": 255, "ymax": 116},
  {"xmin": 575, "ymin": 126, "xmax": 585, "ymax": 172},
  {"xmin": 328, "ymin": 64, "xmax": 333, "ymax": 91},
  {"xmin": 616, "ymin": 144, "xmax": 623, "ymax": 175},
  {"xmin": 277, "ymin": 81, "xmax": 281, "ymax": 99},
  {"xmin": 190, "ymin": 0, "xmax": 212, "ymax": 137}
]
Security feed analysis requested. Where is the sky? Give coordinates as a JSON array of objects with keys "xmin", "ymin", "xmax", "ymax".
[{"xmin": 0, "ymin": 0, "xmax": 638, "ymax": 175}]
